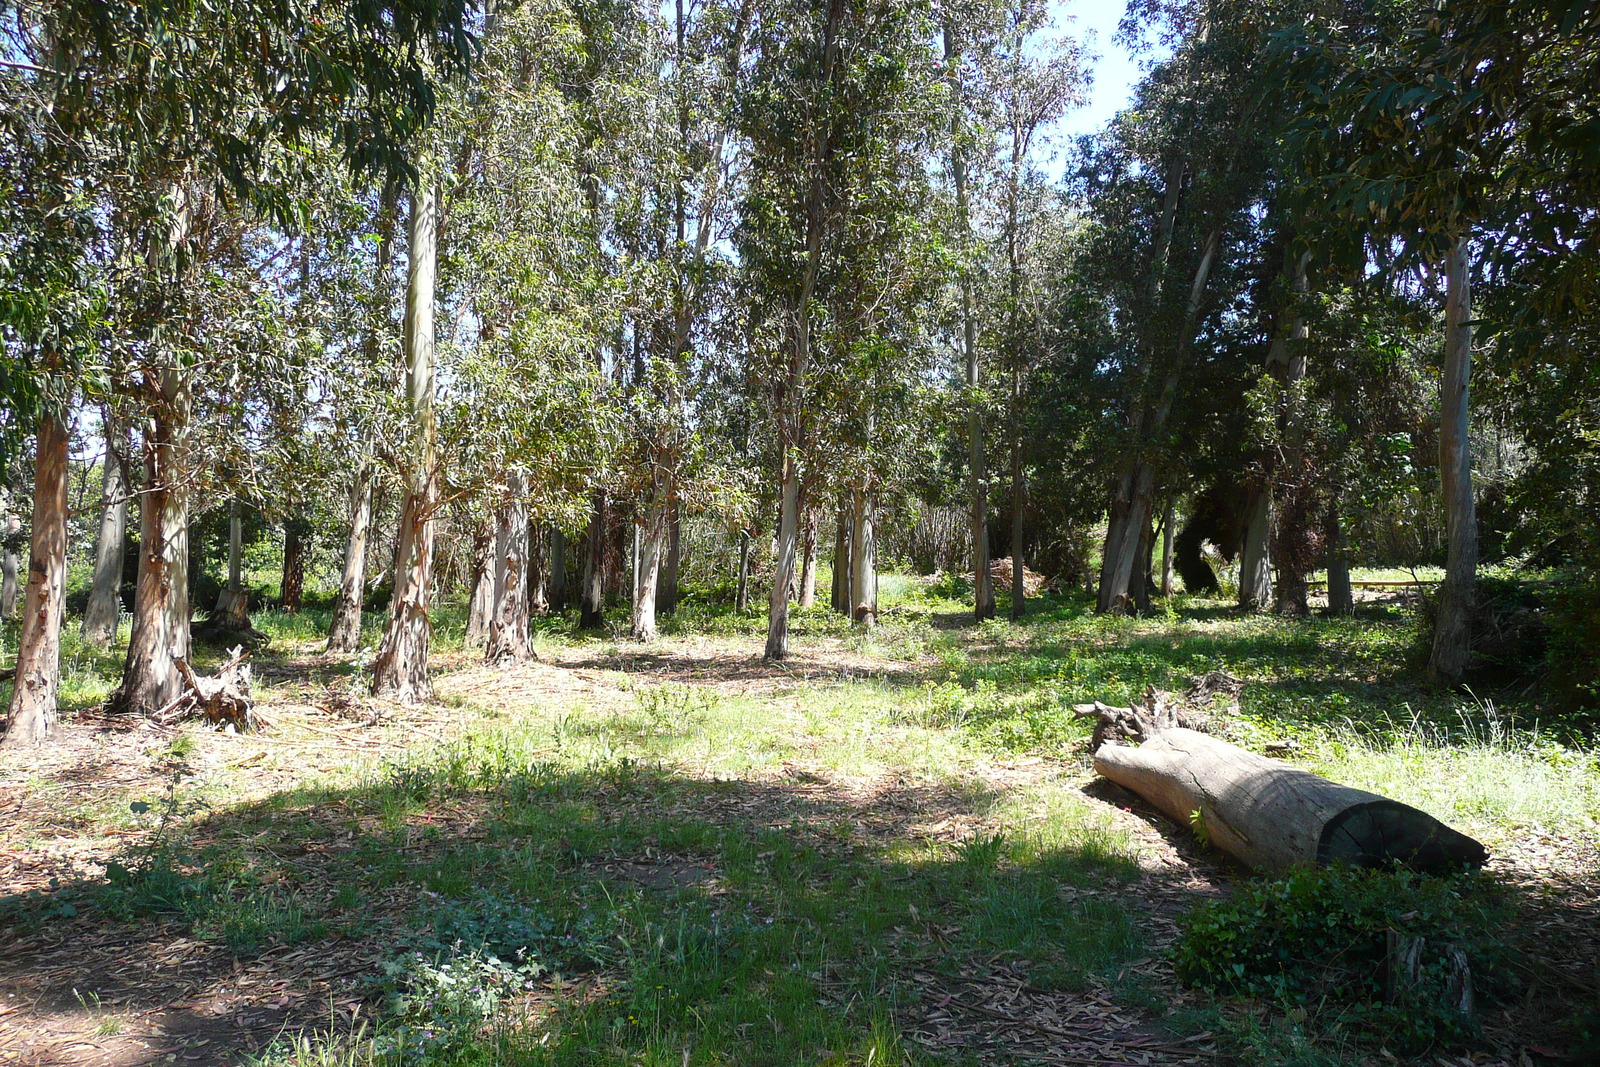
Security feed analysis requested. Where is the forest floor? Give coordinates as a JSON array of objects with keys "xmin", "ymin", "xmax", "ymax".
[{"xmin": 1, "ymin": 579, "xmax": 1597, "ymax": 1067}]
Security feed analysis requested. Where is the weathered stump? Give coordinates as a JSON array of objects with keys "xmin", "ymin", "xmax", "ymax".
[
  {"xmin": 155, "ymin": 645, "xmax": 257, "ymax": 731},
  {"xmin": 1093, "ymin": 728, "xmax": 1487, "ymax": 874}
]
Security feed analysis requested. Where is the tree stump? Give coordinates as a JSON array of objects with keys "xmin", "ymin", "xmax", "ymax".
[
  {"xmin": 1093, "ymin": 728, "xmax": 1487, "ymax": 874},
  {"xmin": 156, "ymin": 645, "xmax": 257, "ymax": 731}
]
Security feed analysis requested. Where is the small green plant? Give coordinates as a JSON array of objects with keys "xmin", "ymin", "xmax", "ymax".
[{"xmin": 1175, "ymin": 865, "xmax": 1511, "ymax": 1053}]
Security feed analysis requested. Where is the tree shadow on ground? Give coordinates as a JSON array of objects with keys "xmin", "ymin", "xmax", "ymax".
[{"xmin": 0, "ymin": 749, "xmax": 1192, "ymax": 1067}]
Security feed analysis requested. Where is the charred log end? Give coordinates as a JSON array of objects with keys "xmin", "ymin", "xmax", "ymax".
[{"xmin": 1318, "ymin": 799, "xmax": 1488, "ymax": 874}]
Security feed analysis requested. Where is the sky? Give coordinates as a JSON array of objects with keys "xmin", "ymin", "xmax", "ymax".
[{"xmin": 1055, "ymin": 0, "xmax": 1144, "ymax": 137}]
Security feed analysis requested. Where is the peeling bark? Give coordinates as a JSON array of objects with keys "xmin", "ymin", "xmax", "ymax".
[{"xmin": 2, "ymin": 412, "xmax": 69, "ymax": 747}]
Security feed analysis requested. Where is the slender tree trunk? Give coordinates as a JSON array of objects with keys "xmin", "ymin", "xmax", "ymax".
[
  {"xmin": 1098, "ymin": 227, "xmax": 1222, "ymax": 613},
  {"xmin": 371, "ymin": 183, "xmax": 440, "ymax": 705},
  {"xmin": 83, "ymin": 419, "xmax": 131, "ymax": 647},
  {"xmin": 0, "ymin": 503, "xmax": 18, "ymax": 619},
  {"xmin": 632, "ymin": 490, "xmax": 667, "ymax": 642},
  {"xmin": 580, "ymin": 491, "xmax": 606, "ymax": 629},
  {"xmin": 2, "ymin": 412, "xmax": 69, "ymax": 747},
  {"xmin": 213, "ymin": 499, "xmax": 250, "ymax": 627},
  {"xmin": 764, "ymin": 458, "xmax": 801, "ymax": 658},
  {"xmin": 735, "ymin": 528, "xmax": 751, "ymax": 614},
  {"xmin": 944, "ymin": 26, "xmax": 994, "ymax": 623},
  {"xmin": 326, "ymin": 467, "xmax": 372, "ymax": 651},
  {"xmin": 549, "ymin": 527, "xmax": 567, "ymax": 613},
  {"xmin": 1009, "ymin": 366, "xmax": 1027, "ymax": 621},
  {"xmin": 1429, "ymin": 237, "xmax": 1477, "ymax": 684},
  {"xmin": 1272, "ymin": 252, "xmax": 1312, "ymax": 617},
  {"xmin": 798, "ymin": 508, "xmax": 818, "ymax": 608},
  {"xmin": 1160, "ymin": 499, "xmax": 1175, "ymax": 597},
  {"xmin": 849, "ymin": 487, "xmax": 876, "ymax": 628},
  {"xmin": 112, "ymin": 369, "xmax": 191, "ymax": 716},
  {"xmin": 831, "ymin": 506, "xmax": 850, "ymax": 614},
  {"xmin": 1324, "ymin": 501, "xmax": 1353, "ymax": 616},
  {"xmin": 486, "ymin": 472, "xmax": 532, "ymax": 662},
  {"xmin": 464, "ymin": 521, "xmax": 494, "ymax": 645}
]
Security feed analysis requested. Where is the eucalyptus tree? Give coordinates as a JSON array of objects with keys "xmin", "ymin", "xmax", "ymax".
[
  {"xmin": 1086, "ymin": 0, "xmax": 1278, "ymax": 615},
  {"xmin": 738, "ymin": 0, "xmax": 945, "ymax": 659},
  {"xmin": 984, "ymin": 0, "xmax": 1084, "ymax": 617},
  {"xmin": 0, "ymin": 0, "xmax": 478, "ymax": 737}
]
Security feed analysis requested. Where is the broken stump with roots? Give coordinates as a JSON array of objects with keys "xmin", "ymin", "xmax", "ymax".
[{"xmin": 154, "ymin": 645, "xmax": 257, "ymax": 731}]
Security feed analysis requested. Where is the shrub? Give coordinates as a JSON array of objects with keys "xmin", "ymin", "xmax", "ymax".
[{"xmin": 1174, "ymin": 866, "xmax": 1510, "ymax": 1053}]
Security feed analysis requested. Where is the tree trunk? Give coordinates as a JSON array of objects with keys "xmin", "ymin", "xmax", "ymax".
[
  {"xmin": 464, "ymin": 521, "xmax": 494, "ymax": 645},
  {"xmin": 1272, "ymin": 252, "xmax": 1313, "ymax": 617},
  {"xmin": 83, "ymin": 418, "xmax": 131, "ymax": 647},
  {"xmin": 1009, "ymin": 372, "xmax": 1027, "ymax": 621},
  {"xmin": 1094, "ymin": 728, "xmax": 1486, "ymax": 874},
  {"xmin": 831, "ymin": 506, "xmax": 850, "ymax": 614},
  {"xmin": 486, "ymin": 472, "xmax": 531, "ymax": 662},
  {"xmin": 849, "ymin": 488, "xmax": 876, "ymax": 628},
  {"xmin": 213, "ymin": 499, "xmax": 250, "ymax": 628},
  {"xmin": 580, "ymin": 491, "xmax": 606, "ymax": 629},
  {"xmin": 279, "ymin": 520, "xmax": 307, "ymax": 613},
  {"xmin": 2, "ymin": 412, "xmax": 69, "ymax": 747},
  {"xmin": 764, "ymin": 458, "xmax": 801, "ymax": 659},
  {"xmin": 659, "ymin": 505, "xmax": 680, "ymax": 616},
  {"xmin": 1237, "ymin": 487, "xmax": 1273, "ymax": 610},
  {"xmin": 1130, "ymin": 513, "xmax": 1154, "ymax": 615},
  {"xmin": 798, "ymin": 508, "xmax": 818, "ymax": 608},
  {"xmin": 1324, "ymin": 501, "xmax": 1353, "ymax": 616},
  {"xmin": 528, "ymin": 521, "xmax": 549, "ymax": 616},
  {"xmin": 1097, "ymin": 227, "xmax": 1223, "ymax": 614},
  {"xmin": 1160, "ymin": 499, "xmax": 1175, "ymax": 597},
  {"xmin": 735, "ymin": 528, "xmax": 751, "ymax": 614},
  {"xmin": 0, "ymin": 504, "xmax": 18, "ymax": 620},
  {"xmin": 549, "ymin": 527, "xmax": 567, "ymax": 613},
  {"xmin": 112, "ymin": 369, "xmax": 192, "ymax": 717},
  {"xmin": 1429, "ymin": 238, "xmax": 1476, "ymax": 684},
  {"xmin": 326, "ymin": 466, "xmax": 372, "ymax": 652},
  {"xmin": 632, "ymin": 491, "xmax": 667, "ymax": 642},
  {"xmin": 371, "ymin": 183, "xmax": 440, "ymax": 705}
]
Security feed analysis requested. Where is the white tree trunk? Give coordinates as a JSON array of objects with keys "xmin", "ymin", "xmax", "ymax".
[
  {"xmin": 849, "ymin": 488, "xmax": 876, "ymax": 628},
  {"xmin": 632, "ymin": 490, "xmax": 667, "ymax": 643},
  {"xmin": 372, "ymin": 183, "xmax": 440, "ymax": 705},
  {"xmin": 3, "ymin": 412, "xmax": 69, "ymax": 747},
  {"xmin": 0, "ymin": 504, "xmax": 18, "ymax": 619}
]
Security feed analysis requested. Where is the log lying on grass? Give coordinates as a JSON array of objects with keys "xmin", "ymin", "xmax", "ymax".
[{"xmin": 1094, "ymin": 728, "xmax": 1487, "ymax": 874}]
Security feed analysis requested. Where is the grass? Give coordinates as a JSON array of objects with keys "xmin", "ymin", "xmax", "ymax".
[{"xmin": 4, "ymin": 570, "xmax": 1599, "ymax": 1065}]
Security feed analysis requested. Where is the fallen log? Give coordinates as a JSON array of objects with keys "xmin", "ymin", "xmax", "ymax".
[{"xmin": 1094, "ymin": 728, "xmax": 1487, "ymax": 874}]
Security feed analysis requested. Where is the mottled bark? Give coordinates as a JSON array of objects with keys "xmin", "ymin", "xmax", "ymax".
[
  {"xmin": 1160, "ymin": 500, "xmax": 1175, "ymax": 597},
  {"xmin": 279, "ymin": 520, "xmax": 307, "ymax": 613},
  {"xmin": 798, "ymin": 507, "xmax": 818, "ymax": 608},
  {"xmin": 371, "ymin": 183, "xmax": 440, "ymax": 705},
  {"xmin": 2, "ymin": 412, "xmax": 69, "ymax": 747},
  {"xmin": 326, "ymin": 466, "xmax": 372, "ymax": 652},
  {"xmin": 849, "ymin": 488, "xmax": 876, "ymax": 628},
  {"xmin": 0, "ymin": 506, "xmax": 18, "ymax": 619},
  {"xmin": 764, "ymin": 459, "xmax": 801, "ymax": 659},
  {"xmin": 464, "ymin": 521, "xmax": 494, "ymax": 645},
  {"xmin": 1238, "ymin": 487, "xmax": 1273, "ymax": 610},
  {"xmin": 1429, "ymin": 238, "xmax": 1477, "ymax": 684},
  {"xmin": 112, "ymin": 368, "xmax": 192, "ymax": 717},
  {"xmin": 486, "ymin": 472, "xmax": 531, "ymax": 662},
  {"xmin": 659, "ymin": 506, "xmax": 680, "ymax": 616},
  {"xmin": 83, "ymin": 420, "xmax": 131, "ymax": 646},
  {"xmin": 632, "ymin": 492, "xmax": 667, "ymax": 643}
]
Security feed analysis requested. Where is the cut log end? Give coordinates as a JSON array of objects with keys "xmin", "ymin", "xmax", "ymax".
[{"xmin": 1319, "ymin": 799, "xmax": 1488, "ymax": 873}]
